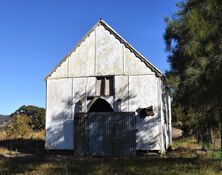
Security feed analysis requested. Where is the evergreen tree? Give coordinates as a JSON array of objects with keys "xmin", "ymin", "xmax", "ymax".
[{"xmin": 165, "ymin": 0, "xmax": 222, "ymax": 137}]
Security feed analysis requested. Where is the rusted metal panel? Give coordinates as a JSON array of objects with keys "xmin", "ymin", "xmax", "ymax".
[{"xmin": 74, "ymin": 112, "xmax": 136, "ymax": 156}]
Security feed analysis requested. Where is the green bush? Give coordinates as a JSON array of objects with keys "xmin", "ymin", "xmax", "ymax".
[
  {"xmin": 6, "ymin": 114, "xmax": 32, "ymax": 138},
  {"xmin": 11, "ymin": 105, "xmax": 45, "ymax": 131}
]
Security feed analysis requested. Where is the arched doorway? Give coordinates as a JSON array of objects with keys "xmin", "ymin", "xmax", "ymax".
[{"xmin": 88, "ymin": 98, "xmax": 113, "ymax": 112}]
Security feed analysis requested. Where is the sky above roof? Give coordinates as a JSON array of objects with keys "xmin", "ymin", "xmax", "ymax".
[{"xmin": 0, "ymin": 0, "xmax": 179, "ymax": 115}]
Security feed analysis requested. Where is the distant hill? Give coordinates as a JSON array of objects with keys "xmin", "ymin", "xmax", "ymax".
[
  {"xmin": 0, "ymin": 115, "xmax": 9, "ymax": 118},
  {"xmin": 0, "ymin": 115, "xmax": 10, "ymax": 127}
]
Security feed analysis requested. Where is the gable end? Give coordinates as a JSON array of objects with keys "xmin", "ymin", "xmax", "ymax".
[{"xmin": 45, "ymin": 19, "xmax": 163, "ymax": 80}]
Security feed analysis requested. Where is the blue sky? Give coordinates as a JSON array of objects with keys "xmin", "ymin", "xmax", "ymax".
[{"xmin": 0, "ymin": 0, "xmax": 179, "ymax": 115}]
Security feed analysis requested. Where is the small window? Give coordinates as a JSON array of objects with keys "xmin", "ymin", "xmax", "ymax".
[{"xmin": 96, "ymin": 77, "xmax": 114, "ymax": 96}]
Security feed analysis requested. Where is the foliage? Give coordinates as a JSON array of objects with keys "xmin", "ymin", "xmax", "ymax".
[
  {"xmin": 6, "ymin": 114, "xmax": 32, "ymax": 138},
  {"xmin": 164, "ymin": 0, "xmax": 222, "ymax": 137},
  {"xmin": 11, "ymin": 105, "xmax": 45, "ymax": 131}
]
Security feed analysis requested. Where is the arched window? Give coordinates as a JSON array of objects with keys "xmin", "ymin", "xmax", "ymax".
[{"xmin": 88, "ymin": 98, "xmax": 113, "ymax": 112}]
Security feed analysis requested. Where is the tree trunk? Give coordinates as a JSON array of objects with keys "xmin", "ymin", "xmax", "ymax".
[
  {"xmin": 212, "ymin": 129, "xmax": 216, "ymax": 159},
  {"xmin": 219, "ymin": 114, "xmax": 222, "ymax": 170}
]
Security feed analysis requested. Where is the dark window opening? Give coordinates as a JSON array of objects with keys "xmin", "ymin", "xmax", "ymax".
[
  {"xmin": 140, "ymin": 106, "xmax": 154, "ymax": 117},
  {"xmin": 96, "ymin": 77, "xmax": 114, "ymax": 96},
  {"xmin": 88, "ymin": 98, "xmax": 113, "ymax": 112}
]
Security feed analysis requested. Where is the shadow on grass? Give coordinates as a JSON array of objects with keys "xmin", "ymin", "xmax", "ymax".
[
  {"xmin": 0, "ymin": 138, "xmax": 45, "ymax": 155},
  {"xmin": 0, "ymin": 138, "xmax": 220, "ymax": 175},
  {"xmin": 1, "ymin": 156, "xmax": 221, "ymax": 175}
]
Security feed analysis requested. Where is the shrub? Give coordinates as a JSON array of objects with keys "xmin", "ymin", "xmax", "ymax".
[
  {"xmin": 6, "ymin": 114, "xmax": 32, "ymax": 138},
  {"xmin": 11, "ymin": 105, "xmax": 45, "ymax": 131}
]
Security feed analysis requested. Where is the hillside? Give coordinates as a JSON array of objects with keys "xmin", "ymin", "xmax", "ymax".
[{"xmin": 0, "ymin": 115, "xmax": 10, "ymax": 127}]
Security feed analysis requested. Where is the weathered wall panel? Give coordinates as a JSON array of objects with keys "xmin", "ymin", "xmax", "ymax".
[
  {"xmin": 136, "ymin": 116, "xmax": 161, "ymax": 150},
  {"xmin": 129, "ymin": 75, "xmax": 158, "ymax": 110},
  {"xmin": 69, "ymin": 31, "xmax": 95, "ymax": 77},
  {"xmin": 72, "ymin": 78, "xmax": 87, "ymax": 113},
  {"xmin": 46, "ymin": 79, "xmax": 72, "ymax": 149},
  {"xmin": 86, "ymin": 77, "xmax": 96, "ymax": 96},
  {"xmin": 96, "ymin": 25, "xmax": 123, "ymax": 75},
  {"xmin": 158, "ymin": 78, "xmax": 165, "ymax": 153},
  {"xmin": 128, "ymin": 75, "xmax": 161, "ymax": 150},
  {"xmin": 63, "ymin": 120, "xmax": 74, "ymax": 149},
  {"xmin": 114, "ymin": 76, "xmax": 129, "ymax": 111},
  {"xmin": 50, "ymin": 59, "xmax": 68, "ymax": 78},
  {"xmin": 124, "ymin": 48, "xmax": 153, "ymax": 75}
]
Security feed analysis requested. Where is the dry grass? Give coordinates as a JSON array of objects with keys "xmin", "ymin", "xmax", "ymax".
[
  {"xmin": 0, "ymin": 131, "xmax": 221, "ymax": 175},
  {"xmin": 171, "ymin": 136, "xmax": 221, "ymax": 160},
  {"xmin": 0, "ymin": 155, "xmax": 221, "ymax": 175},
  {"xmin": 172, "ymin": 136, "xmax": 201, "ymax": 150},
  {"xmin": 0, "ymin": 147, "xmax": 17, "ymax": 155},
  {"xmin": 0, "ymin": 127, "xmax": 45, "ymax": 141}
]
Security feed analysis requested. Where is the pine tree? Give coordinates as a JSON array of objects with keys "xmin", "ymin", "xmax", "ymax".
[{"xmin": 165, "ymin": 0, "xmax": 222, "ymax": 143}]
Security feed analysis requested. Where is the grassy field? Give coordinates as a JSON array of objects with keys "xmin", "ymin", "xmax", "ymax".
[
  {"xmin": 0, "ymin": 154, "xmax": 221, "ymax": 175},
  {"xmin": 0, "ymin": 133, "xmax": 221, "ymax": 175}
]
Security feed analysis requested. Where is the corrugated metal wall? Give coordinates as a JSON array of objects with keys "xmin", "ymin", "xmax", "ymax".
[{"xmin": 74, "ymin": 112, "xmax": 136, "ymax": 156}]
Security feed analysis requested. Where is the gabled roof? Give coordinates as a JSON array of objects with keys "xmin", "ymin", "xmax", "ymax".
[{"xmin": 45, "ymin": 19, "xmax": 163, "ymax": 79}]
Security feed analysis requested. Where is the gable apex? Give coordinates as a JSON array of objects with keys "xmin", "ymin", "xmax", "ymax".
[{"xmin": 45, "ymin": 19, "xmax": 162, "ymax": 80}]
